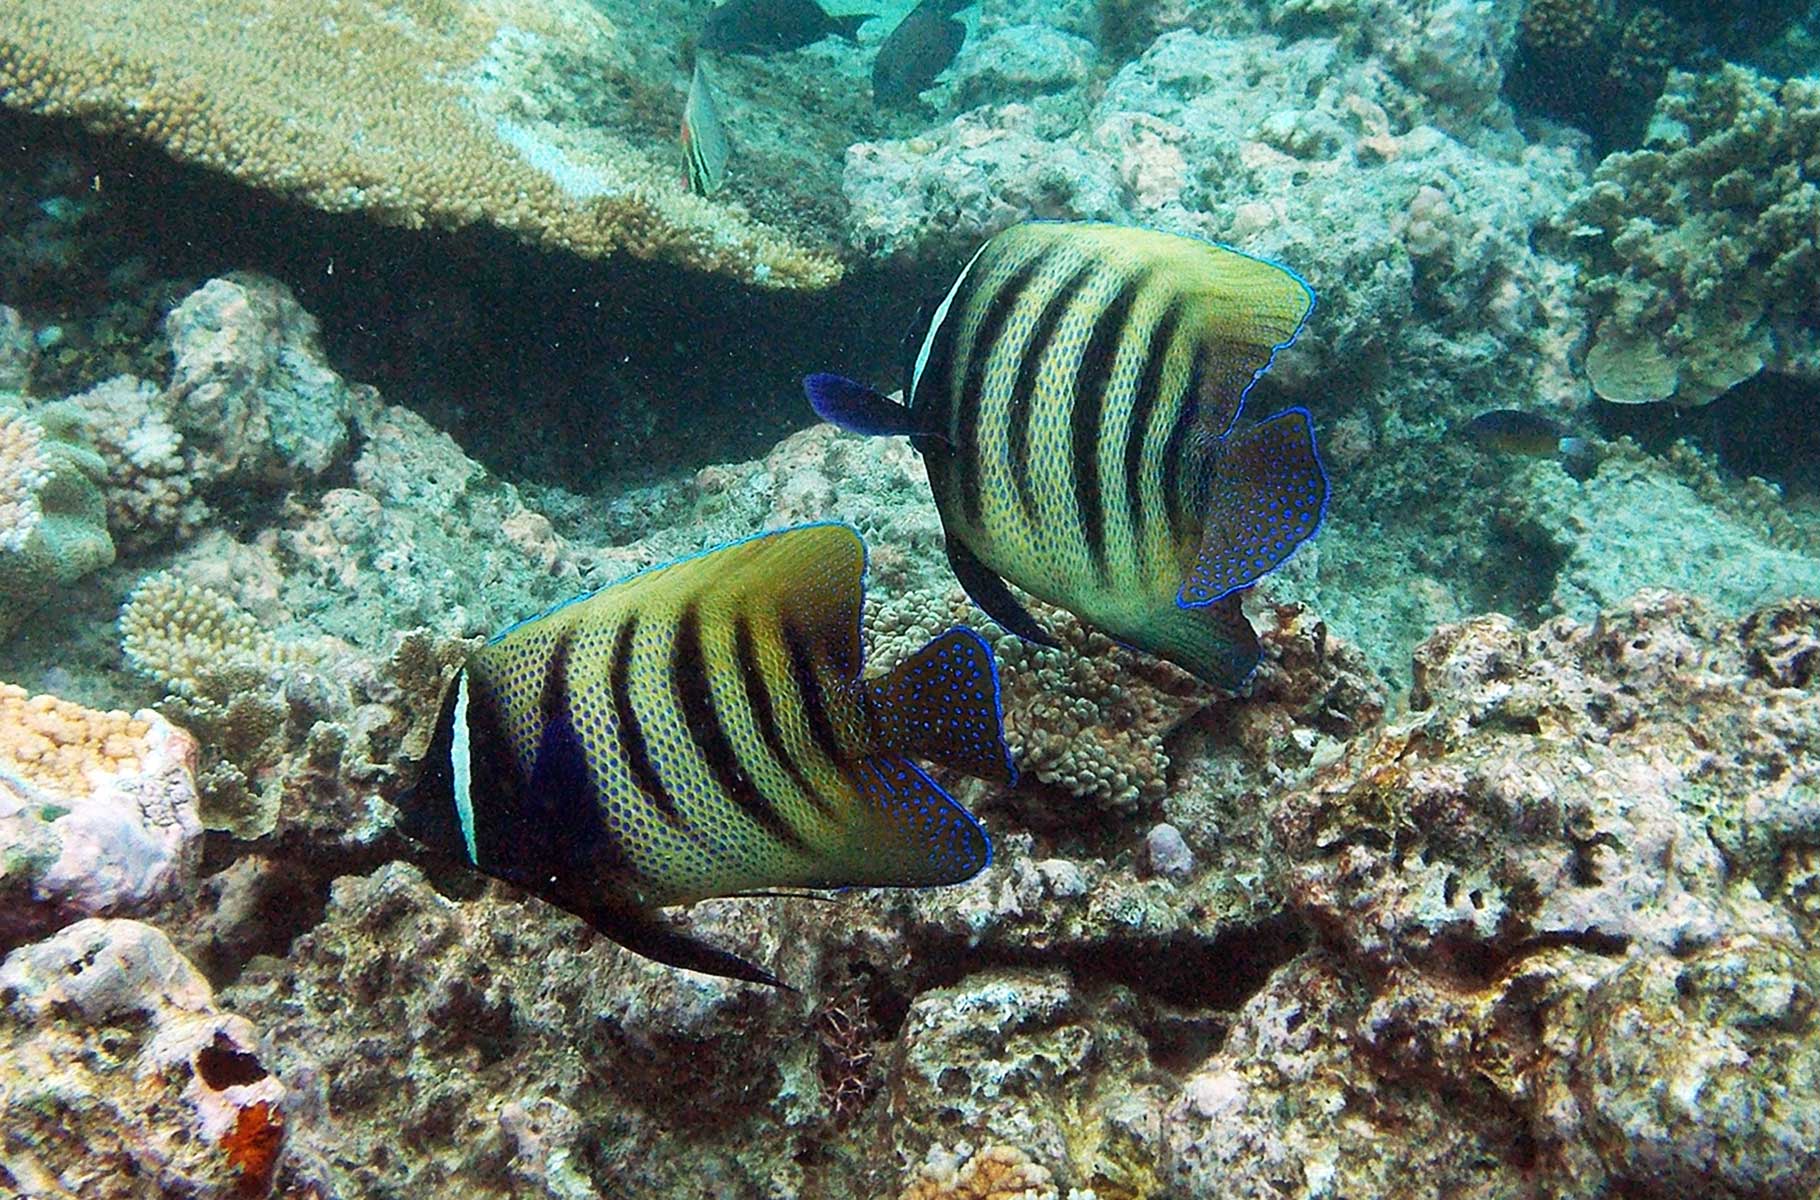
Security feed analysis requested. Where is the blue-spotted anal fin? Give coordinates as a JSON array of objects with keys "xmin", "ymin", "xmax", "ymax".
[
  {"xmin": 803, "ymin": 373, "xmax": 922, "ymax": 437},
  {"xmin": 848, "ymin": 755, "xmax": 992, "ymax": 886},
  {"xmin": 1147, "ymin": 592, "xmax": 1261, "ymax": 691},
  {"xmin": 946, "ymin": 535, "xmax": 1059, "ymax": 649},
  {"xmin": 1180, "ymin": 407, "xmax": 1328, "ymax": 607},
  {"xmin": 866, "ymin": 627, "xmax": 1016, "ymax": 786}
]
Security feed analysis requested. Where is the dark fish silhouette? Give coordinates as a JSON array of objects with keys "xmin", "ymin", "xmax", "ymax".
[
  {"xmin": 806, "ymin": 221, "xmax": 1328, "ymax": 690},
  {"xmin": 398, "ymin": 524, "xmax": 1012, "ymax": 988},
  {"xmin": 1464, "ymin": 409, "xmax": 1588, "ymax": 460},
  {"xmin": 872, "ymin": 0, "xmax": 966, "ymax": 106},
  {"xmin": 702, "ymin": 0, "xmax": 869, "ymax": 54}
]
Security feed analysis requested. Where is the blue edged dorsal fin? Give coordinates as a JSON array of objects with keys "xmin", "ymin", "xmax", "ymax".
[
  {"xmin": 945, "ymin": 534, "xmax": 1059, "ymax": 649},
  {"xmin": 804, "ymin": 373, "xmax": 923, "ymax": 437},
  {"xmin": 1180, "ymin": 407, "xmax": 1328, "ymax": 608}
]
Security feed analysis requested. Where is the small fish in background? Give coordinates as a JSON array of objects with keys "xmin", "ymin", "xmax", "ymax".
[
  {"xmin": 701, "ymin": 0, "xmax": 870, "ymax": 54},
  {"xmin": 872, "ymin": 0, "xmax": 967, "ymax": 107},
  {"xmin": 396, "ymin": 524, "xmax": 1013, "ymax": 989},
  {"xmin": 1465, "ymin": 409, "xmax": 1595, "ymax": 471},
  {"xmin": 806, "ymin": 221, "xmax": 1328, "ymax": 690},
  {"xmin": 681, "ymin": 59, "xmax": 730, "ymax": 197}
]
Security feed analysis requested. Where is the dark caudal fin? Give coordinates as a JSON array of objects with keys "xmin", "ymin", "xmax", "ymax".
[
  {"xmin": 865, "ymin": 627, "xmax": 1016, "ymax": 786},
  {"xmin": 832, "ymin": 12, "xmax": 871, "ymax": 41},
  {"xmin": 1179, "ymin": 407, "xmax": 1329, "ymax": 608},
  {"xmin": 1145, "ymin": 591, "xmax": 1262, "ymax": 691},
  {"xmin": 803, "ymin": 373, "xmax": 922, "ymax": 437}
]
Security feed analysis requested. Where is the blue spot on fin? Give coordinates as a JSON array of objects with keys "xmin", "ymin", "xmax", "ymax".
[
  {"xmin": 803, "ymin": 372, "xmax": 922, "ymax": 437},
  {"xmin": 1180, "ymin": 407, "xmax": 1329, "ymax": 608},
  {"xmin": 865, "ymin": 626, "xmax": 1016, "ymax": 786},
  {"xmin": 845, "ymin": 754, "xmax": 993, "ymax": 886},
  {"xmin": 1146, "ymin": 591, "xmax": 1261, "ymax": 691}
]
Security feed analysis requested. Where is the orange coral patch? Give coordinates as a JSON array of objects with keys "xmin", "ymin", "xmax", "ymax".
[{"xmin": 222, "ymin": 1100, "xmax": 284, "ymax": 1198}]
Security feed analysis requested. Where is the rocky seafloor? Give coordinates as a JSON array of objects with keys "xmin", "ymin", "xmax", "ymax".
[{"xmin": 3, "ymin": 0, "xmax": 1820, "ymax": 1197}]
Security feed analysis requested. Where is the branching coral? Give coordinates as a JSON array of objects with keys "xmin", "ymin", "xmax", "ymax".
[
  {"xmin": 866, "ymin": 586, "xmax": 1209, "ymax": 812},
  {"xmin": 1570, "ymin": 65, "xmax": 1820, "ymax": 405},
  {"xmin": 0, "ymin": 0, "xmax": 839, "ymax": 288},
  {"xmin": 60, "ymin": 375, "xmax": 207, "ymax": 552},
  {"xmin": 120, "ymin": 571, "xmax": 305, "ymax": 702}
]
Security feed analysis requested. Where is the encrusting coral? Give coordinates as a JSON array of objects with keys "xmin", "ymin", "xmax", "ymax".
[
  {"xmin": 0, "ymin": 682, "xmax": 202, "ymax": 945},
  {"xmin": 0, "ymin": 0, "xmax": 840, "ymax": 288},
  {"xmin": 898, "ymin": 1144, "xmax": 1058, "ymax": 1200},
  {"xmin": 1571, "ymin": 64, "xmax": 1820, "ymax": 405},
  {"xmin": 0, "ymin": 401, "xmax": 114, "ymax": 640}
]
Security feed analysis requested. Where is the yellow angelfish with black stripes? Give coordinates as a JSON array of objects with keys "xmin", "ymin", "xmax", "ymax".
[
  {"xmin": 805, "ymin": 221, "xmax": 1328, "ymax": 690},
  {"xmin": 397, "ymin": 523, "xmax": 1013, "ymax": 988}
]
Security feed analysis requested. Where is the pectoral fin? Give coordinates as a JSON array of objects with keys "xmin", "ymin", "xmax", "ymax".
[
  {"xmin": 945, "ymin": 534, "xmax": 1059, "ymax": 649},
  {"xmin": 803, "ymin": 373, "xmax": 923, "ymax": 437}
]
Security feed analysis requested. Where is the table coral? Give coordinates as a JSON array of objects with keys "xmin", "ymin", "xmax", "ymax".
[
  {"xmin": 0, "ymin": 0, "xmax": 838, "ymax": 288},
  {"xmin": 0, "ymin": 402, "xmax": 113, "ymax": 642},
  {"xmin": 1572, "ymin": 65, "xmax": 1820, "ymax": 405}
]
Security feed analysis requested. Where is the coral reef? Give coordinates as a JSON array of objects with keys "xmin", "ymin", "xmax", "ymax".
[
  {"xmin": 0, "ymin": 0, "xmax": 839, "ymax": 288},
  {"xmin": 899, "ymin": 1144, "xmax": 1059, "ymax": 1200},
  {"xmin": 1572, "ymin": 66, "xmax": 1820, "ymax": 405},
  {"xmin": 0, "ymin": 400, "xmax": 112, "ymax": 639},
  {"xmin": 0, "ymin": 919, "xmax": 291, "ymax": 1199},
  {"xmin": 0, "ymin": 683, "xmax": 201, "ymax": 946}
]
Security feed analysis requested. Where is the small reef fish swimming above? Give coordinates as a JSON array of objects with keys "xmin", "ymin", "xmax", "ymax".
[
  {"xmin": 681, "ymin": 59, "xmax": 730, "ymax": 197},
  {"xmin": 700, "ymin": 0, "xmax": 870, "ymax": 54},
  {"xmin": 873, "ymin": 0, "xmax": 967, "ymax": 106},
  {"xmin": 806, "ymin": 221, "xmax": 1329, "ymax": 691},
  {"xmin": 397, "ymin": 523, "xmax": 1014, "ymax": 988}
]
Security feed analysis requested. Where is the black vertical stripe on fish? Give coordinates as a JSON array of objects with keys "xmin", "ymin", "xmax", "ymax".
[
  {"xmin": 1007, "ymin": 259, "xmax": 1097, "ymax": 522},
  {"xmin": 1160, "ymin": 347, "xmax": 1206, "ymax": 543},
  {"xmin": 610, "ymin": 616, "xmax": 686, "ymax": 828},
  {"xmin": 782, "ymin": 615, "xmax": 848, "ymax": 773},
  {"xmin": 463, "ymin": 674, "xmax": 529, "ymax": 872},
  {"xmin": 1071, "ymin": 269, "xmax": 1146, "ymax": 579},
  {"xmin": 539, "ymin": 629, "xmax": 574, "ymax": 723},
  {"xmin": 956, "ymin": 247, "xmax": 1052, "ymax": 525},
  {"xmin": 1123, "ymin": 299, "xmax": 1184, "ymax": 556},
  {"xmin": 671, "ymin": 604, "xmax": 806, "ymax": 851},
  {"xmin": 735, "ymin": 615, "xmax": 833, "ymax": 817}
]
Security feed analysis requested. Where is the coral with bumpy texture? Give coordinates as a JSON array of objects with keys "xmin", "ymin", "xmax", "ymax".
[
  {"xmin": 0, "ymin": 402, "xmax": 114, "ymax": 640},
  {"xmin": 0, "ymin": 682, "xmax": 202, "ymax": 944},
  {"xmin": 867, "ymin": 584, "xmax": 1209, "ymax": 811},
  {"xmin": 1573, "ymin": 65, "xmax": 1820, "ymax": 405},
  {"xmin": 58, "ymin": 375, "xmax": 206, "ymax": 552},
  {"xmin": 0, "ymin": 919, "xmax": 292, "ymax": 1200},
  {"xmin": 0, "ymin": 0, "xmax": 838, "ymax": 288},
  {"xmin": 1217, "ymin": 591, "xmax": 1820, "ymax": 1198},
  {"xmin": 899, "ymin": 1144, "xmax": 1058, "ymax": 1200},
  {"xmin": 120, "ymin": 571, "xmax": 306, "ymax": 701}
]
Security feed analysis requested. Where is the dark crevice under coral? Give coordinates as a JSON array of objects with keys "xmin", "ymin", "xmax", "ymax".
[
  {"xmin": 0, "ymin": 109, "xmax": 918, "ymax": 492},
  {"xmin": 1593, "ymin": 373, "xmax": 1820, "ymax": 500}
]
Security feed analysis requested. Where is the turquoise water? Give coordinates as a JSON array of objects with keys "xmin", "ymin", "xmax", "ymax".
[{"xmin": 1, "ymin": 2, "xmax": 1818, "ymax": 1197}]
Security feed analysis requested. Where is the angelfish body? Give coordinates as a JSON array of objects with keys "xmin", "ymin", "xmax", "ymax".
[
  {"xmin": 806, "ymin": 222, "xmax": 1329, "ymax": 690},
  {"xmin": 399, "ymin": 523, "xmax": 1012, "ymax": 987}
]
